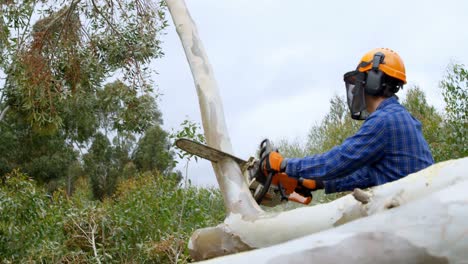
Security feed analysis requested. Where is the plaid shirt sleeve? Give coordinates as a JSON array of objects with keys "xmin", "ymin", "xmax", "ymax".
[
  {"xmin": 323, "ymin": 166, "xmax": 375, "ymax": 193},
  {"xmin": 285, "ymin": 113, "xmax": 387, "ymax": 185}
]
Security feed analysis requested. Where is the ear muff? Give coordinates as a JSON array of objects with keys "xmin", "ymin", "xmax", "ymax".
[{"xmin": 364, "ymin": 52, "xmax": 385, "ymax": 96}]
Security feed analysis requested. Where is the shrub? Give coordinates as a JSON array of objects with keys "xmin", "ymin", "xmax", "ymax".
[
  {"xmin": 0, "ymin": 170, "xmax": 70, "ymax": 262},
  {"xmin": 0, "ymin": 170, "xmax": 224, "ymax": 263}
]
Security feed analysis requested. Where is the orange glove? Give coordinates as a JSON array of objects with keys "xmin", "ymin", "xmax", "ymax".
[
  {"xmin": 294, "ymin": 178, "xmax": 324, "ymax": 201},
  {"xmin": 262, "ymin": 151, "xmax": 286, "ymax": 175},
  {"xmin": 298, "ymin": 178, "xmax": 324, "ymax": 191}
]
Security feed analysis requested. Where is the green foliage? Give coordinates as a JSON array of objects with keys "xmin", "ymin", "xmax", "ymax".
[
  {"xmin": 307, "ymin": 95, "xmax": 361, "ymax": 155},
  {"xmin": 1, "ymin": 0, "xmax": 168, "ymax": 130},
  {"xmin": 169, "ymin": 119, "xmax": 206, "ymax": 163},
  {"xmin": 402, "ymin": 86, "xmax": 445, "ymax": 161},
  {"xmin": 104, "ymin": 173, "xmax": 224, "ymax": 263},
  {"xmin": 0, "ymin": 0, "xmax": 172, "ymax": 192},
  {"xmin": 134, "ymin": 125, "xmax": 174, "ymax": 174},
  {"xmin": 65, "ymin": 160, "xmax": 84, "ymax": 196},
  {"xmin": 440, "ymin": 63, "xmax": 468, "ymax": 159},
  {"xmin": 276, "ymin": 138, "xmax": 309, "ymax": 159},
  {"xmin": 0, "ymin": 170, "xmax": 70, "ymax": 261},
  {"xmin": 0, "ymin": 118, "xmax": 77, "ymax": 184},
  {"xmin": 0, "ymin": 170, "xmax": 225, "ymax": 263},
  {"xmin": 1, "ymin": 6, "xmax": 217, "ymax": 262},
  {"xmin": 84, "ymin": 133, "xmax": 119, "ymax": 200},
  {"xmin": 96, "ymin": 81, "xmax": 163, "ymax": 135}
]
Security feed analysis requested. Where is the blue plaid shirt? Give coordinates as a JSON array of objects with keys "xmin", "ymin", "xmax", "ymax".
[{"xmin": 285, "ymin": 97, "xmax": 434, "ymax": 193}]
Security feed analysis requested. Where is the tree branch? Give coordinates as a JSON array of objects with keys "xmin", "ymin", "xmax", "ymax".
[{"xmin": 0, "ymin": 105, "xmax": 10, "ymax": 122}]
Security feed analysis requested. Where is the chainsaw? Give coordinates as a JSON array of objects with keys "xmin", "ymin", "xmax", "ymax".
[{"xmin": 175, "ymin": 138, "xmax": 316, "ymax": 207}]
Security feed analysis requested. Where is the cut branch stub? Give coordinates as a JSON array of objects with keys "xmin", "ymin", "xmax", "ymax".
[{"xmin": 352, "ymin": 188, "xmax": 371, "ymax": 204}]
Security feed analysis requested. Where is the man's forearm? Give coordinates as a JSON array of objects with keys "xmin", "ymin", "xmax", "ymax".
[{"xmin": 323, "ymin": 166, "xmax": 375, "ymax": 193}]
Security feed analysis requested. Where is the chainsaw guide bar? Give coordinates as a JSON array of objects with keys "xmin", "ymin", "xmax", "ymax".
[{"xmin": 175, "ymin": 138, "xmax": 248, "ymax": 167}]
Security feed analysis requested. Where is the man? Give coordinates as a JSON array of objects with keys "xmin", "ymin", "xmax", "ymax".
[{"xmin": 262, "ymin": 48, "xmax": 434, "ymax": 194}]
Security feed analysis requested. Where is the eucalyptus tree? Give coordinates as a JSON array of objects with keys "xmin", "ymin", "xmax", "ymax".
[
  {"xmin": 0, "ymin": 1, "xmax": 170, "ymax": 185},
  {"xmin": 1, "ymin": 0, "xmax": 166, "ymax": 127},
  {"xmin": 440, "ymin": 63, "xmax": 467, "ymax": 160},
  {"xmin": 133, "ymin": 125, "xmax": 173, "ymax": 174}
]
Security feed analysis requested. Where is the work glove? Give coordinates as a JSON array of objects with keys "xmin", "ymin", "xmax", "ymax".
[
  {"xmin": 260, "ymin": 151, "xmax": 287, "ymax": 176},
  {"xmin": 259, "ymin": 139, "xmax": 287, "ymax": 175},
  {"xmin": 298, "ymin": 178, "xmax": 324, "ymax": 191},
  {"xmin": 295, "ymin": 178, "xmax": 324, "ymax": 197}
]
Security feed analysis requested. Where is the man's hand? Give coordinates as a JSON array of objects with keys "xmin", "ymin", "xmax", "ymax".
[
  {"xmin": 298, "ymin": 178, "xmax": 324, "ymax": 191},
  {"xmin": 258, "ymin": 139, "xmax": 287, "ymax": 175},
  {"xmin": 261, "ymin": 151, "xmax": 286, "ymax": 175},
  {"xmin": 295, "ymin": 178, "xmax": 324, "ymax": 197}
]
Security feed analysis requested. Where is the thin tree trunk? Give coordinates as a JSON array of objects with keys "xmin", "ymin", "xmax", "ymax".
[{"xmin": 166, "ymin": 0, "xmax": 262, "ymax": 218}]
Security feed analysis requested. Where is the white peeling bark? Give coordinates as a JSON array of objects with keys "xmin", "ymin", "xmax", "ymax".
[
  {"xmin": 199, "ymin": 178, "xmax": 468, "ymax": 264},
  {"xmin": 189, "ymin": 158, "xmax": 468, "ymax": 260},
  {"xmin": 165, "ymin": 0, "xmax": 262, "ymax": 218}
]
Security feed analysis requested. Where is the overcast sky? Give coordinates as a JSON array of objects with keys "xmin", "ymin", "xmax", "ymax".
[{"xmin": 152, "ymin": 0, "xmax": 468, "ymax": 186}]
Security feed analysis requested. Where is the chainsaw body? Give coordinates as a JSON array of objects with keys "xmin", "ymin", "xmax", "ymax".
[{"xmin": 175, "ymin": 138, "xmax": 313, "ymax": 207}]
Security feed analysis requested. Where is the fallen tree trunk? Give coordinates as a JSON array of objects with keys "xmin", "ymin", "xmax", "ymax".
[
  {"xmin": 189, "ymin": 157, "xmax": 468, "ymax": 260},
  {"xmin": 165, "ymin": 0, "xmax": 468, "ymax": 261},
  {"xmin": 199, "ymin": 176, "xmax": 468, "ymax": 264}
]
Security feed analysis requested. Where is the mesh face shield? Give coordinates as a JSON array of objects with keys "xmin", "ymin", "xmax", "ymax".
[{"xmin": 343, "ymin": 70, "xmax": 369, "ymax": 120}]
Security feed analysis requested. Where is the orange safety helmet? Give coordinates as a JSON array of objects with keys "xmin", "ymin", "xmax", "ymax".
[
  {"xmin": 343, "ymin": 48, "xmax": 407, "ymax": 120},
  {"xmin": 357, "ymin": 48, "xmax": 407, "ymax": 84}
]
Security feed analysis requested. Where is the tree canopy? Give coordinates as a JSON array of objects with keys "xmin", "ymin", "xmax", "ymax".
[{"xmin": 0, "ymin": 0, "xmax": 175, "ymax": 198}]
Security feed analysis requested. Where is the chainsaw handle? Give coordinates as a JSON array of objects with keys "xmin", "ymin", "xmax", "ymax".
[
  {"xmin": 255, "ymin": 139, "xmax": 276, "ymax": 204},
  {"xmin": 288, "ymin": 192, "xmax": 312, "ymax": 205},
  {"xmin": 259, "ymin": 139, "xmax": 273, "ymax": 159}
]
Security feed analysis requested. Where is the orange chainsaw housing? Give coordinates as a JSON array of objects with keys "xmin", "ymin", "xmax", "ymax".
[{"xmin": 271, "ymin": 173, "xmax": 313, "ymax": 205}]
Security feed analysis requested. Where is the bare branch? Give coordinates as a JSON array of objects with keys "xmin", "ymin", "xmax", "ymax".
[{"xmin": 0, "ymin": 105, "xmax": 10, "ymax": 122}]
